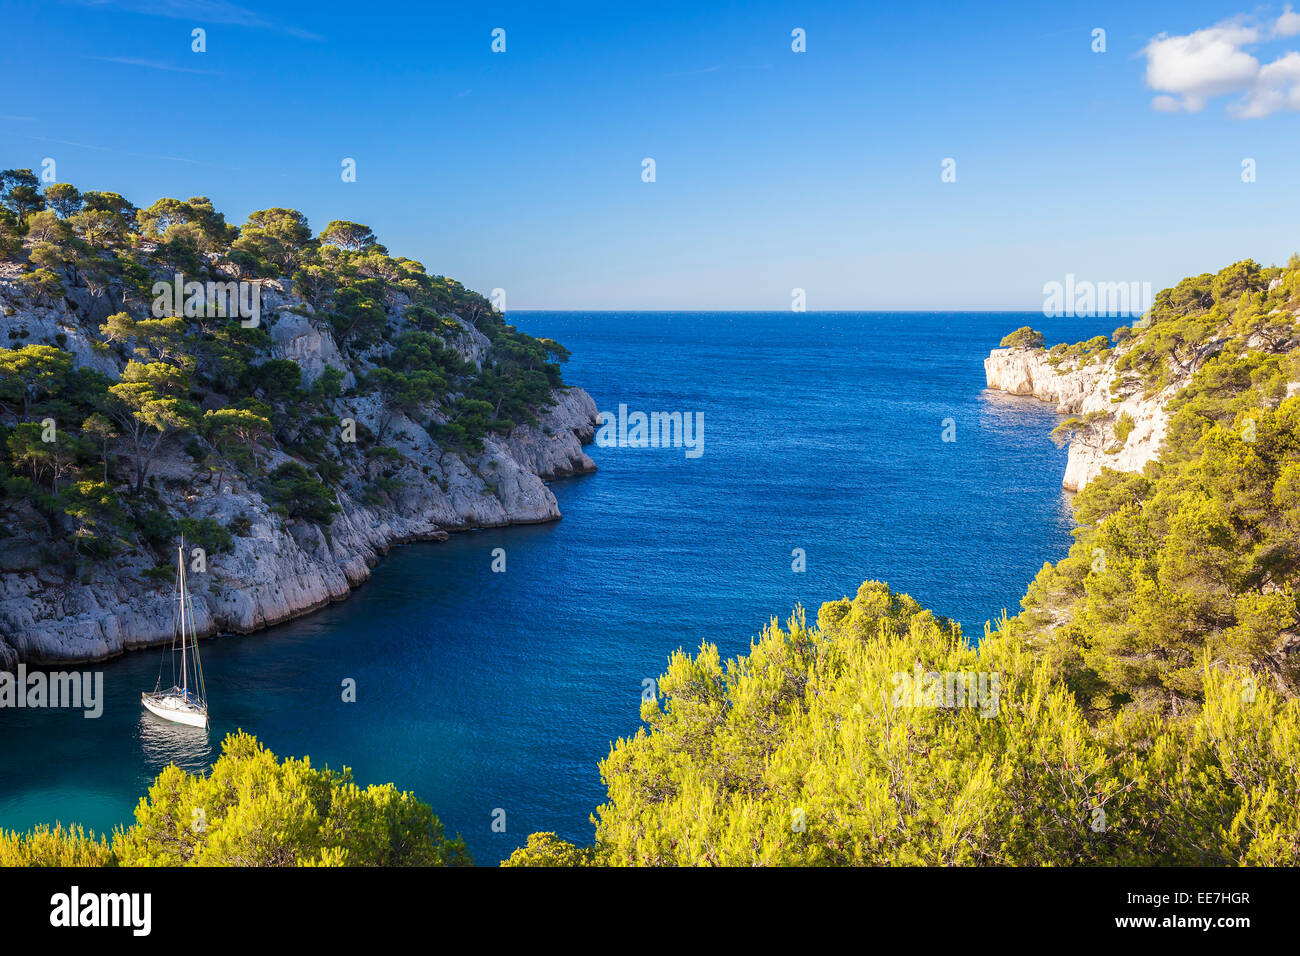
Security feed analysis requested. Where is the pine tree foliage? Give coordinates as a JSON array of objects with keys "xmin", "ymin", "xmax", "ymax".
[{"xmin": 0, "ymin": 732, "xmax": 470, "ymax": 867}]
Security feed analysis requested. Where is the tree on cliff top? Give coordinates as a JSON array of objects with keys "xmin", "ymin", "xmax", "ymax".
[
  {"xmin": 319, "ymin": 219, "xmax": 378, "ymax": 252},
  {"xmin": 136, "ymin": 196, "xmax": 238, "ymax": 252},
  {"xmin": 1000, "ymin": 326, "xmax": 1045, "ymax": 349},
  {"xmin": 0, "ymin": 168, "xmax": 44, "ymax": 226},
  {"xmin": 231, "ymin": 207, "xmax": 314, "ymax": 276},
  {"xmin": 43, "ymin": 182, "xmax": 83, "ymax": 219}
]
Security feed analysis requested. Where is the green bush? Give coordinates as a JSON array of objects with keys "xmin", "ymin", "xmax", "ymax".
[
  {"xmin": 509, "ymin": 582, "xmax": 1300, "ymax": 867},
  {"xmin": 999, "ymin": 326, "xmax": 1045, "ymax": 349},
  {"xmin": 177, "ymin": 516, "xmax": 233, "ymax": 554},
  {"xmin": 1113, "ymin": 411, "xmax": 1135, "ymax": 445},
  {"xmin": 135, "ymin": 509, "xmax": 177, "ymax": 546},
  {"xmin": 1, "ymin": 733, "xmax": 469, "ymax": 867},
  {"xmin": 261, "ymin": 462, "xmax": 339, "ymax": 524},
  {"xmin": 0, "ymin": 825, "xmax": 115, "ymax": 866}
]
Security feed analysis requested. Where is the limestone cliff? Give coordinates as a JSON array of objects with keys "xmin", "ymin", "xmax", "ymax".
[
  {"xmin": 984, "ymin": 345, "xmax": 1180, "ymax": 492},
  {"xmin": 0, "ymin": 271, "xmax": 598, "ymax": 669}
]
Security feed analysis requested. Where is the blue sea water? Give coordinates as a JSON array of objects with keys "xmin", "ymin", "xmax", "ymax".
[{"xmin": 0, "ymin": 312, "xmax": 1114, "ymax": 863}]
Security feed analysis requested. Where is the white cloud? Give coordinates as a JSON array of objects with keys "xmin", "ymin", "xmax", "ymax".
[
  {"xmin": 1232, "ymin": 49, "xmax": 1300, "ymax": 116},
  {"xmin": 1143, "ymin": 21, "xmax": 1260, "ymax": 112},
  {"xmin": 1274, "ymin": 5, "xmax": 1300, "ymax": 36},
  {"xmin": 1143, "ymin": 8, "xmax": 1300, "ymax": 117}
]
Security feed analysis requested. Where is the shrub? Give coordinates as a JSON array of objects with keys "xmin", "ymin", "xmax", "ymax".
[
  {"xmin": 135, "ymin": 509, "xmax": 177, "ymax": 546},
  {"xmin": 2, "ymin": 734, "xmax": 470, "ymax": 867},
  {"xmin": 512, "ymin": 583, "xmax": 1300, "ymax": 867},
  {"xmin": 502, "ymin": 833, "xmax": 596, "ymax": 867},
  {"xmin": 177, "ymin": 516, "xmax": 234, "ymax": 554},
  {"xmin": 261, "ymin": 462, "xmax": 339, "ymax": 524},
  {"xmin": 999, "ymin": 326, "xmax": 1045, "ymax": 349},
  {"xmin": 1113, "ymin": 411, "xmax": 1135, "ymax": 445},
  {"xmin": 0, "ymin": 825, "xmax": 115, "ymax": 867}
]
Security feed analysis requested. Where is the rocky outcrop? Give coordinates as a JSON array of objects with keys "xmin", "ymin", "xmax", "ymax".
[
  {"xmin": 985, "ymin": 346, "xmax": 1180, "ymax": 492},
  {"xmin": 0, "ymin": 386, "xmax": 597, "ymax": 666},
  {"xmin": 0, "ymin": 272, "xmax": 599, "ymax": 667}
]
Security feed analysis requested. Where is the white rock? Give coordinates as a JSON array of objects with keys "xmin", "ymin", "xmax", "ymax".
[{"xmin": 985, "ymin": 346, "xmax": 1180, "ymax": 492}]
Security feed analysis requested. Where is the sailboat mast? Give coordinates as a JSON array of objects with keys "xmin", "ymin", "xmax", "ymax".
[{"xmin": 178, "ymin": 541, "xmax": 188, "ymax": 696}]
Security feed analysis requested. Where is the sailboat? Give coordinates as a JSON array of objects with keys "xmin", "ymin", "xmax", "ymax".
[{"xmin": 141, "ymin": 539, "xmax": 210, "ymax": 729}]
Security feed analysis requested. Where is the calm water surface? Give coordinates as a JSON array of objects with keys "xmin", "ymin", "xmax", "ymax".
[{"xmin": 0, "ymin": 312, "xmax": 1112, "ymax": 863}]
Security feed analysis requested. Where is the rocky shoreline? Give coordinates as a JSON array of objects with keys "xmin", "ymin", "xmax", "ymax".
[
  {"xmin": 984, "ymin": 344, "xmax": 1177, "ymax": 491},
  {"xmin": 0, "ymin": 385, "xmax": 597, "ymax": 669},
  {"xmin": 0, "ymin": 266, "xmax": 600, "ymax": 670}
]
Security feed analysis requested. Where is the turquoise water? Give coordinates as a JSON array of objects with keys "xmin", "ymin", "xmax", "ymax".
[{"xmin": 0, "ymin": 312, "xmax": 1112, "ymax": 863}]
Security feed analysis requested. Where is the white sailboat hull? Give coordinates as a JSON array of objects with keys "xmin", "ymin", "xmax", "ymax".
[
  {"xmin": 143, "ymin": 542, "xmax": 211, "ymax": 730},
  {"xmin": 141, "ymin": 691, "xmax": 209, "ymax": 729}
]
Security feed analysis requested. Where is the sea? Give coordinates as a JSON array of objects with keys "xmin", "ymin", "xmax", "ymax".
[{"xmin": 0, "ymin": 311, "xmax": 1114, "ymax": 863}]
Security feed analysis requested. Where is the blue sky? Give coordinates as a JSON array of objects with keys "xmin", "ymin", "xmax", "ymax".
[{"xmin": 3, "ymin": 0, "xmax": 1299, "ymax": 309}]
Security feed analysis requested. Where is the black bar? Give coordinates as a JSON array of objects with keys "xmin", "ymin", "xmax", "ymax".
[{"xmin": 1, "ymin": 866, "xmax": 1274, "ymax": 942}]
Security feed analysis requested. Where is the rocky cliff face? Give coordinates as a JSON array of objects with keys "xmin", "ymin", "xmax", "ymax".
[
  {"xmin": 0, "ymin": 274, "xmax": 598, "ymax": 669},
  {"xmin": 0, "ymin": 386, "xmax": 596, "ymax": 668},
  {"xmin": 984, "ymin": 346, "xmax": 1179, "ymax": 492}
]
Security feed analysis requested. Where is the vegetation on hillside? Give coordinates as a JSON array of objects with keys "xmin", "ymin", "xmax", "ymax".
[
  {"xmin": 1008, "ymin": 257, "xmax": 1300, "ymax": 714},
  {"xmin": 0, "ymin": 170, "xmax": 569, "ymax": 575},
  {"xmin": 500, "ymin": 252, "xmax": 1300, "ymax": 865},
  {"xmin": 503, "ymin": 583, "xmax": 1300, "ymax": 866},
  {"xmin": 6, "ymin": 195, "xmax": 1300, "ymax": 866},
  {"xmin": 1047, "ymin": 334, "xmax": 1113, "ymax": 369}
]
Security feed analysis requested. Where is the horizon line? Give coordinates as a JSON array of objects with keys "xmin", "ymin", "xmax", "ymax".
[{"xmin": 504, "ymin": 308, "xmax": 1136, "ymax": 315}]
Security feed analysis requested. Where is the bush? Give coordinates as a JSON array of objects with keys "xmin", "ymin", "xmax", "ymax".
[
  {"xmin": 0, "ymin": 825, "xmax": 115, "ymax": 866},
  {"xmin": 512, "ymin": 582, "xmax": 1300, "ymax": 866},
  {"xmin": 502, "ymin": 832, "xmax": 595, "ymax": 867},
  {"xmin": 135, "ymin": 509, "xmax": 177, "ymax": 546},
  {"xmin": 177, "ymin": 516, "xmax": 234, "ymax": 554},
  {"xmin": 2, "ymin": 733, "xmax": 470, "ymax": 867},
  {"xmin": 1113, "ymin": 411, "xmax": 1135, "ymax": 445},
  {"xmin": 261, "ymin": 462, "xmax": 339, "ymax": 524},
  {"xmin": 999, "ymin": 326, "xmax": 1045, "ymax": 349},
  {"xmin": 141, "ymin": 564, "xmax": 173, "ymax": 584}
]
